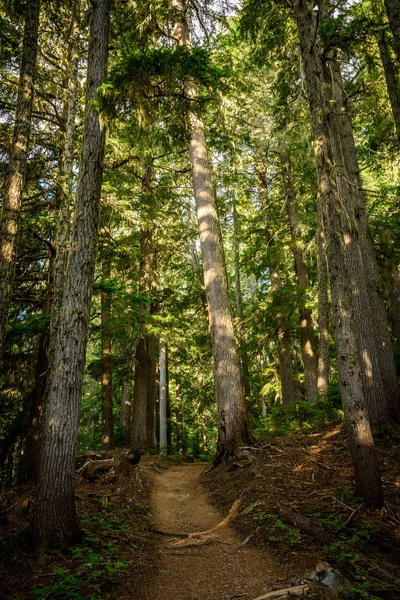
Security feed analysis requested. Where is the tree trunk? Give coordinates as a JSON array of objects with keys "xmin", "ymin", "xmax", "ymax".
[
  {"xmin": 384, "ymin": 0, "xmax": 400, "ymax": 63},
  {"xmin": 388, "ymin": 264, "xmax": 400, "ymax": 355},
  {"xmin": 120, "ymin": 376, "xmax": 132, "ymax": 445},
  {"xmin": 51, "ymin": 0, "xmax": 80, "ymax": 338},
  {"xmin": 31, "ymin": 0, "xmax": 112, "ymax": 547},
  {"xmin": 18, "ymin": 251, "xmax": 55, "ymax": 482},
  {"xmin": 130, "ymin": 166, "xmax": 157, "ymax": 449},
  {"xmin": 233, "ymin": 199, "xmax": 251, "ymax": 401},
  {"xmin": 279, "ymin": 145, "xmax": 318, "ymax": 404},
  {"xmin": 316, "ymin": 200, "xmax": 330, "ymax": 396},
  {"xmin": 0, "ymin": 0, "xmax": 40, "ymax": 366},
  {"xmin": 271, "ymin": 269, "xmax": 296, "ymax": 406},
  {"xmin": 101, "ymin": 224, "xmax": 114, "ymax": 451},
  {"xmin": 18, "ymin": 5, "xmax": 80, "ymax": 481},
  {"xmin": 172, "ymin": 0, "xmax": 251, "ymax": 462},
  {"xmin": 146, "ymin": 334, "xmax": 158, "ymax": 447},
  {"xmin": 320, "ymin": 20, "xmax": 400, "ymax": 426},
  {"xmin": 377, "ymin": 31, "xmax": 400, "ymax": 144},
  {"xmin": 159, "ymin": 344, "xmax": 167, "ymax": 454},
  {"xmin": 293, "ymin": 0, "xmax": 383, "ymax": 508}
]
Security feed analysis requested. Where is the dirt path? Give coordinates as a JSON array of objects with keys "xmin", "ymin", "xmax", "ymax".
[{"xmin": 142, "ymin": 463, "xmax": 282, "ymax": 600}]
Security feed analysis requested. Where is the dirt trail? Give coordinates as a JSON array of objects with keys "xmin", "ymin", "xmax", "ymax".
[{"xmin": 142, "ymin": 463, "xmax": 282, "ymax": 600}]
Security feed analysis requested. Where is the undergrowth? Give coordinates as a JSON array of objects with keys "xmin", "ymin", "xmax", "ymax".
[
  {"xmin": 20, "ymin": 505, "xmax": 135, "ymax": 600},
  {"xmin": 255, "ymin": 396, "xmax": 343, "ymax": 437}
]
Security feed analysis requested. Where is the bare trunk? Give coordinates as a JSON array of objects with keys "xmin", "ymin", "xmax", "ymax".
[
  {"xmin": 101, "ymin": 224, "xmax": 114, "ymax": 451},
  {"xmin": 51, "ymin": 0, "xmax": 80, "ymax": 338},
  {"xmin": 172, "ymin": 0, "xmax": 251, "ymax": 462},
  {"xmin": 146, "ymin": 334, "xmax": 157, "ymax": 448},
  {"xmin": 130, "ymin": 165, "xmax": 158, "ymax": 448},
  {"xmin": 293, "ymin": 0, "xmax": 383, "ymax": 508},
  {"xmin": 18, "ymin": 252, "xmax": 55, "ymax": 482},
  {"xmin": 279, "ymin": 145, "xmax": 318, "ymax": 403},
  {"xmin": 0, "ymin": 0, "xmax": 40, "ymax": 366},
  {"xmin": 159, "ymin": 344, "xmax": 167, "ymax": 454},
  {"xmin": 233, "ymin": 199, "xmax": 251, "ymax": 400},
  {"xmin": 31, "ymin": 0, "xmax": 112, "ymax": 547},
  {"xmin": 316, "ymin": 200, "xmax": 330, "ymax": 396},
  {"xmin": 271, "ymin": 270, "xmax": 296, "ymax": 405},
  {"xmin": 120, "ymin": 376, "xmax": 132, "ymax": 444},
  {"xmin": 384, "ymin": 0, "xmax": 400, "ymax": 63},
  {"xmin": 377, "ymin": 31, "xmax": 400, "ymax": 144},
  {"xmin": 389, "ymin": 264, "xmax": 400, "ymax": 355},
  {"xmin": 321, "ymin": 22, "xmax": 400, "ymax": 426}
]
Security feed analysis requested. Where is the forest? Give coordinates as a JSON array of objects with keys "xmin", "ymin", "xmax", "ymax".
[{"xmin": 1, "ymin": 0, "xmax": 400, "ymax": 598}]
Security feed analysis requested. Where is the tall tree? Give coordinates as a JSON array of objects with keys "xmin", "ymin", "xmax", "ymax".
[
  {"xmin": 172, "ymin": 0, "xmax": 251, "ymax": 462},
  {"xmin": 100, "ymin": 223, "xmax": 114, "ymax": 451},
  {"xmin": 232, "ymin": 198, "xmax": 251, "ymax": 401},
  {"xmin": 130, "ymin": 164, "xmax": 157, "ymax": 449},
  {"xmin": 31, "ymin": 0, "xmax": 112, "ymax": 547},
  {"xmin": 316, "ymin": 200, "xmax": 330, "ymax": 396},
  {"xmin": 318, "ymin": 1, "xmax": 400, "ymax": 426},
  {"xmin": 292, "ymin": 0, "xmax": 383, "ymax": 508},
  {"xmin": 0, "ymin": 0, "xmax": 40, "ymax": 367},
  {"xmin": 278, "ymin": 144, "xmax": 318, "ymax": 403},
  {"xmin": 384, "ymin": 0, "xmax": 400, "ymax": 62}
]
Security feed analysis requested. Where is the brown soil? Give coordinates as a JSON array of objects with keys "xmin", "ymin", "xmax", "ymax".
[{"xmin": 140, "ymin": 462, "xmax": 309, "ymax": 600}]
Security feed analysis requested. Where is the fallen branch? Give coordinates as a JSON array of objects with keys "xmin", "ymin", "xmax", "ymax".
[{"xmin": 251, "ymin": 584, "xmax": 309, "ymax": 600}]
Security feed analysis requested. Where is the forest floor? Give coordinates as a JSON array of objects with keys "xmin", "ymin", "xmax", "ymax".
[{"xmin": 1, "ymin": 424, "xmax": 400, "ymax": 599}]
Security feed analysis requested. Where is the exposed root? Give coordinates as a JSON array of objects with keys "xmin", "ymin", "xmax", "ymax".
[{"xmin": 169, "ymin": 499, "xmax": 241, "ymax": 548}]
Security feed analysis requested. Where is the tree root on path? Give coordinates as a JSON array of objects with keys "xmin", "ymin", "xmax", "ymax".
[
  {"xmin": 251, "ymin": 585, "xmax": 309, "ymax": 600},
  {"xmin": 169, "ymin": 499, "xmax": 241, "ymax": 548}
]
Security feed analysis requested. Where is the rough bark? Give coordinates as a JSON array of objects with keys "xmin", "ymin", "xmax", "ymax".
[
  {"xmin": 120, "ymin": 376, "xmax": 132, "ymax": 444},
  {"xmin": 293, "ymin": 0, "xmax": 383, "ymax": 508},
  {"xmin": 384, "ymin": 0, "xmax": 400, "ymax": 63},
  {"xmin": 51, "ymin": 0, "xmax": 80, "ymax": 338},
  {"xmin": 172, "ymin": 0, "xmax": 251, "ymax": 462},
  {"xmin": 31, "ymin": 0, "xmax": 112, "ymax": 547},
  {"xmin": 233, "ymin": 199, "xmax": 251, "ymax": 401},
  {"xmin": 388, "ymin": 264, "xmax": 400, "ymax": 355},
  {"xmin": 101, "ymin": 224, "xmax": 114, "ymax": 451},
  {"xmin": 0, "ymin": 0, "xmax": 40, "ymax": 366},
  {"xmin": 279, "ymin": 146, "xmax": 318, "ymax": 403},
  {"xmin": 316, "ymin": 199, "xmax": 330, "ymax": 396},
  {"xmin": 321, "ymin": 22, "xmax": 400, "ymax": 425},
  {"xmin": 159, "ymin": 344, "xmax": 167, "ymax": 453},
  {"xmin": 377, "ymin": 31, "xmax": 400, "ymax": 144},
  {"xmin": 130, "ymin": 166, "xmax": 157, "ymax": 449},
  {"xmin": 18, "ymin": 252, "xmax": 55, "ymax": 482},
  {"xmin": 271, "ymin": 269, "xmax": 296, "ymax": 406}
]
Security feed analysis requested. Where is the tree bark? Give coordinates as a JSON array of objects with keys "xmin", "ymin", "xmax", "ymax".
[
  {"xmin": 159, "ymin": 343, "xmax": 167, "ymax": 454},
  {"xmin": 51, "ymin": 0, "xmax": 80, "ymax": 338},
  {"xmin": 120, "ymin": 376, "xmax": 132, "ymax": 445},
  {"xmin": 18, "ymin": 251, "xmax": 55, "ymax": 482},
  {"xmin": 278, "ymin": 145, "xmax": 318, "ymax": 403},
  {"xmin": 0, "ymin": 0, "xmax": 40, "ymax": 367},
  {"xmin": 316, "ymin": 199, "xmax": 330, "ymax": 396},
  {"xmin": 293, "ymin": 0, "xmax": 383, "ymax": 508},
  {"xmin": 271, "ymin": 269, "xmax": 296, "ymax": 406},
  {"xmin": 384, "ymin": 0, "xmax": 400, "ymax": 63},
  {"xmin": 172, "ymin": 0, "xmax": 251, "ymax": 462},
  {"xmin": 377, "ymin": 30, "xmax": 400, "ymax": 144},
  {"xmin": 31, "ymin": 0, "xmax": 112, "ymax": 547},
  {"xmin": 388, "ymin": 264, "xmax": 400, "ymax": 355},
  {"xmin": 101, "ymin": 224, "xmax": 114, "ymax": 451},
  {"xmin": 233, "ymin": 199, "xmax": 251, "ymax": 401},
  {"xmin": 130, "ymin": 166, "xmax": 157, "ymax": 449},
  {"xmin": 320, "ymin": 13, "xmax": 400, "ymax": 425}
]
